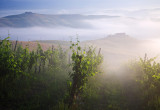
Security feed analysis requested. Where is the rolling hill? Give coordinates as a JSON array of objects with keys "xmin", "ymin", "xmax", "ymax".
[
  {"xmin": 0, "ymin": 12, "xmax": 119, "ymax": 28},
  {"xmin": 10, "ymin": 33, "xmax": 160, "ymax": 69},
  {"xmin": 82, "ymin": 33, "xmax": 160, "ymax": 69}
]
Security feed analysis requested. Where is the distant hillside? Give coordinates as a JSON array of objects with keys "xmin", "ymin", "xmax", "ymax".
[
  {"xmin": 10, "ymin": 33, "xmax": 159, "ymax": 69},
  {"xmin": 85, "ymin": 33, "xmax": 141, "ymax": 49},
  {"xmin": 11, "ymin": 40, "xmax": 61, "ymax": 51},
  {"xmin": 29, "ymin": 33, "xmax": 156, "ymax": 64},
  {"xmin": 35, "ymin": 40, "xmax": 70, "ymax": 46},
  {"xmin": 0, "ymin": 12, "xmax": 119, "ymax": 28},
  {"xmin": 82, "ymin": 33, "xmax": 158, "ymax": 69}
]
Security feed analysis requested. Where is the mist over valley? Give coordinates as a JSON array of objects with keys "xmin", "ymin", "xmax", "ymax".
[
  {"xmin": 1, "ymin": 0, "xmax": 160, "ymax": 109},
  {"xmin": 1, "ymin": 12, "xmax": 160, "ymax": 68}
]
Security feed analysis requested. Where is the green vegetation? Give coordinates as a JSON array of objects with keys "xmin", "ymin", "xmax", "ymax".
[
  {"xmin": 1, "ymin": 37, "xmax": 160, "ymax": 110},
  {"xmin": 0, "ymin": 37, "xmax": 69, "ymax": 110},
  {"xmin": 67, "ymin": 40, "xmax": 103, "ymax": 109}
]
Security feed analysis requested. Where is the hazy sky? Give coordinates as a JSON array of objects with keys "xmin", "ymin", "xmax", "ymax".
[
  {"xmin": 0, "ymin": 0, "xmax": 160, "ymax": 9},
  {"xmin": 0, "ymin": 0, "xmax": 160, "ymax": 41},
  {"xmin": 0, "ymin": 0, "xmax": 160, "ymax": 16}
]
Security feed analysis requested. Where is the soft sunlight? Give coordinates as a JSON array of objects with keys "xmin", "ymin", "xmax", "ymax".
[{"xmin": 1, "ymin": 0, "xmax": 160, "ymax": 110}]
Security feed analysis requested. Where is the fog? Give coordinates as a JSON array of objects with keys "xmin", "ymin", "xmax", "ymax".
[
  {"xmin": 1, "ymin": 10, "xmax": 160, "ymax": 71},
  {"xmin": 0, "ymin": 27, "xmax": 106, "ymax": 41},
  {"xmin": 1, "ymin": 13, "xmax": 160, "ymax": 41}
]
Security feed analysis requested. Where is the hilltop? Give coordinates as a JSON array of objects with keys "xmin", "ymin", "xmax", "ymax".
[
  {"xmin": 0, "ymin": 12, "xmax": 119, "ymax": 28},
  {"xmin": 9, "ymin": 33, "xmax": 159, "ymax": 69}
]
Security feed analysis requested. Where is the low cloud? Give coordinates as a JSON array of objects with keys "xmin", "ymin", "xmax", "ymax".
[
  {"xmin": 0, "ymin": 16, "xmax": 160, "ymax": 41},
  {"xmin": 0, "ymin": 8, "xmax": 160, "ymax": 41}
]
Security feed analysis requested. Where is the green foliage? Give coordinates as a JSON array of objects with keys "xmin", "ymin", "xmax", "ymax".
[
  {"xmin": 0, "ymin": 37, "xmax": 21, "ymax": 77},
  {"xmin": 2, "ymin": 36, "xmax": 160, "ymax": 110},
  {"xmin": 136, "ymin": 55, "xmax": 160, "ymax": 110},
  {"xmin": 0, "ymin": 37, "xmax": 69, "ymax": 110},
  {"xmin": 67, "ymin": 39, "xmax": 103, "ymax": 108}
]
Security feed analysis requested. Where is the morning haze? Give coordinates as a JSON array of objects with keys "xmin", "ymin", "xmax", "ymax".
[{"xmin": 1, "ymin": 0, "xmax": 160, "ymax": 110}]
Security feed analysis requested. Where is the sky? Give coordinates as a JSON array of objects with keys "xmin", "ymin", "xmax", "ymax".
[
  {"xmin": 0, "ymin": 0, "xmax": 160, "ymax": 16},
  {"xmin": 0, "ymin": 0, "xmax": 160, "ymax": 41}
]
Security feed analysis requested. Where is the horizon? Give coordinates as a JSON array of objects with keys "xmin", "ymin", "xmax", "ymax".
[
  {"xmin": 1, "ymin": 1, "xmax": 160, "ymax": 109},
  {"xmin": 0, "ymin": 0, "xmax": 160, "ymax": 15},
  {"xmin": 0, "ymin": 0, "xmax": 160, "ymax": 41}
]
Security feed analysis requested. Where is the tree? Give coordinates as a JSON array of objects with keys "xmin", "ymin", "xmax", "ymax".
[{"xmin": 68, "ymin": 39, "xmax": 103, "ymax": 109}]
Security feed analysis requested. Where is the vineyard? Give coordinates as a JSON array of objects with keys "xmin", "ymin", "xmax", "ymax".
[
  {"xmin": 0, "ymin": 37, "xmax": 69, "ymax": 109},
  {"xmin": 1, "ymin": 37, "xmax": 160, "ymax": 110}
]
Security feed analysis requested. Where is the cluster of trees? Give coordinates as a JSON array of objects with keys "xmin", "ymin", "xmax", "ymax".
[
  {"xmin": 0, "ymin": 37, "xmax": 69, "ymax": 109},
  {"xmin": 1, "ymin": 37, "xmax": 160, "ymax": 110},
  {"xmin": 77, "ymin": 54, "xmax": 160, "ymax": 110},
  {"xmin": 0, "ymin": 37, "xmax": 103, "ymax": 110}
]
